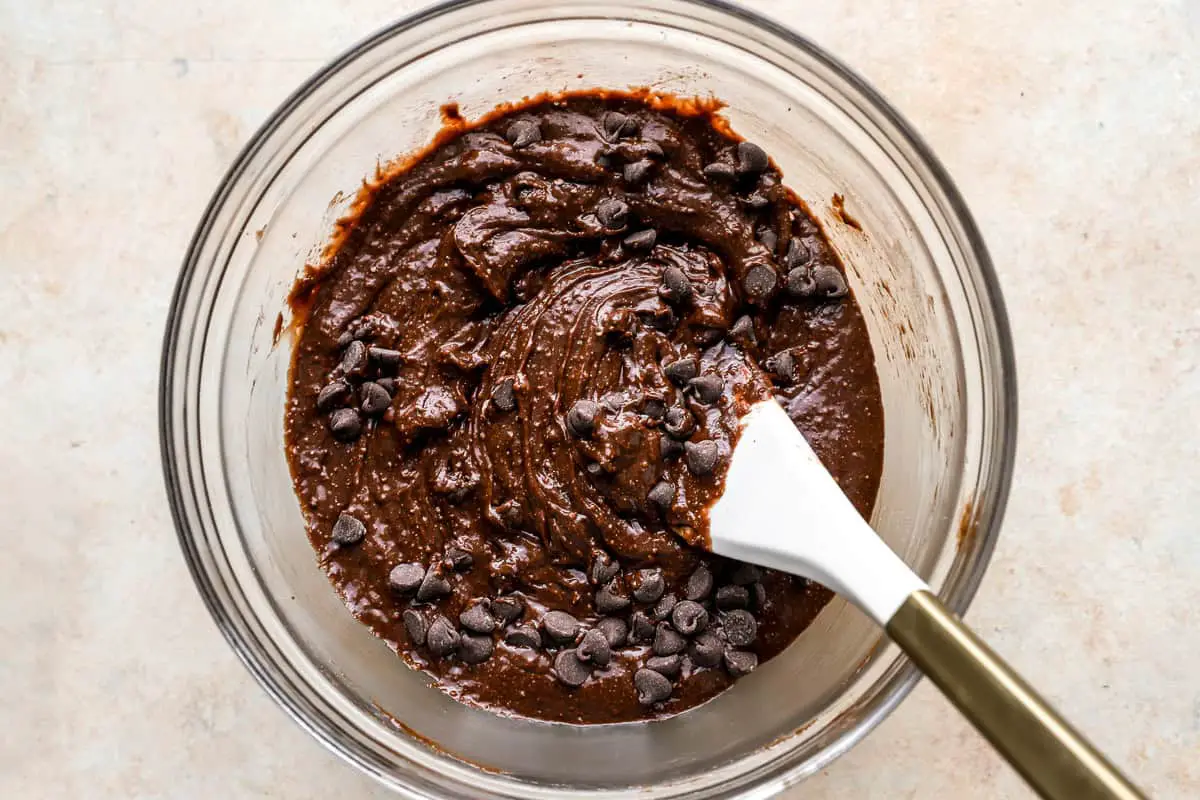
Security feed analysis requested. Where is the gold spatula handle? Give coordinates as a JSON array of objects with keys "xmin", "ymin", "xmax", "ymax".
[{"xmin": 887, "ymin": 591, "xmax": 1147, "ymax": 800}]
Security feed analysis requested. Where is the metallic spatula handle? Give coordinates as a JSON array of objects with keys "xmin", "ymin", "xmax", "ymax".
[{"xmin": 887, "ymin": 591, "xmax": 1148, "ymax": 800}]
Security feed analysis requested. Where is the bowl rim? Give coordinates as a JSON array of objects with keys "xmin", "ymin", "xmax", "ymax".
[{"xmin": 159, "ymin": 0, "xmax": 1018, "ymax": 795}]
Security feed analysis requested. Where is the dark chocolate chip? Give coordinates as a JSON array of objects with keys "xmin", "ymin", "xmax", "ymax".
[
  {"xmin": 415, "ymin": 567, "xmax": 452, "ymax": 603},
  {"xmin": 632, "ymin": 569, "xmax": 666, "ymax": 604},
  {"xmin": 694, "ymin": 326, "xmax": 724, "ymax": 347},
  {"xmin": 663, "ymin": 356, "xmax": 698, "ymax": 386},
  {"xmin": 505, "ymin": 119, "xmax": 541, "ymax": 148},
  {"xmin": 623, "ymin": 160, "xmax": 652, "ymax": 186},
  {"xmin": 375, "ymin": 377, "xmax": 399, "ymax": 395},
  {"xmin": 724, "ymin": 649, "xmax": 759, "ymax": 677},
  {"xmin": 460, "ymin": 633, "xmax": 494, "ymax": 664},
  {"xmin": 597, "ymin": 617, "xmax": 628, "ymax": 648},
  {"xmin": 651, "ymin": 592, "xmax": 678, "ymax": 622},
  {"xmin": 331, "ymin": 513, "xmax": 366, "ymax": 545},
  {"xmin": 685, "ymin": 564, "xmax": 714, "ymax": 601},
  {"xmin": 634, "ymin": 668, "xmax": 673, "ymax": 705},
  {"xmin": 702, "ymin": 162, "xmax": 736, "ymax": 182},
  {"xmin": 643, "ymin": 140, "xmax": 665, "ymax": 159},
  {"xmin": 652, "ymin": 623, "xmax": 687, "ymax": 656},
  {"xmin": 689, "ymin": 632, "xmax": 724, "ymax": 667},
  {"xmin": 505, "ymin": 625, "xmax": 542, "ymax": 649},
  {"xmin": 359, "ymin": 382, "xmax": 392, "ymax": 416},
  {"xmin": 641, "ymin": 396, "xmax": 666, "ymax": 419},
  {"xmin": 601, "ymin": 110, "xmax": 637, "ymax": 139},
  {"xmin": 688, "ymin": 374, "xmax": 723, "ymax": 405},
  {"xmin": 388, "ymin": 562, "xmax": 425, "ymax": 594},
  {"xmin": 660, "ymin": 436, "xmax": 685, "ymax": 460},
  {"xmin": 743, "ymin": 192, "xmax": 771, "ymax": 210},
  {"xmin": 722, "ymin": 609, "xmax": 758, "ymax": 647},
  {"xmin": 328, "ymin": 408, "xmax": 363, "ymax": 442},
  {"xmin": 491, "ymin": 596, "xmax": 523, "ymax": 625},
  {"xmin": 491, "ymin": 378, "xmax": 516, "ymax": 412},
  {"xmin": 368, "ymin": 345, "xmax": 401, "ymax": 367},
  {"xmin": 554, "ymin": 649, "xmax": 592, "ymax": 687},
  {"xmin": 729, "ymin": 315, "xmax": 756, "ymax": 346},
  {"xmin": 403, "ymin": 609, "xmax": 428, "ymax": 646},
  {"xmin": 785, "ymin": 267, "xmax": 817, "ymax": 298},
  {"xmin": 426, "ymin": 615, "xmax": 460, "ymax": 657},
  {"xmin": 812, "ymin": 264, "xmax": 849, "ymax": 298},
  {"xmin": 566, "ymin": 399, "xmax": 599, "ymax": 438},
  {"xmin": 595, "ymin": 580, "xmax": 631, "ymax": 614},
  {"xmin": 786, "ymin": 237, "xmax": 812, "ymax": 269},
  {"xmin": 316, "ymin": 381, "xmax": 350, "ymax": 411},
  {"xmin": 459, "ymin": 602, "xmax": 497, "ymax": 634},
  {"xmin": 630, "ymin": 611, "xmax": 656, "ymax": 643},
  {"xmin": 758, "ymin": 228, "xmax": 779, "ymax": 253},
  {"xmin": 596, "ymin": 197, "xmax": 630, "ymax": 230},
  {"xmin": 736, "ymin": 141, "xmax": 770, "ymax": 176},
  {"xmin": 623, "ymin": 228, "xmax": 657, "ymax": 250},
  {"xmin": 663, "ymin": 406, "xmax": 695, "ymax": 439},
  {"xmin": 340, "ymin": 340, "xmax": 368, "ymax": 375},
  {"xmin": 670, "ymin": 600, "xmax": 709, "ymax": 636},
  {"xmin": 659, "ymin": 267, "xmax": 694, "ymax": 306},
  {"xmin": 743, "ymin": 264, "xmax": 778, "ymax": 303},
  {"xmin": 577, "ymin": 628, "xmax": 612, "ymax": 666},
  {"xmin": 443, "ymin": 547, "xmax": 474, "ymax": 571},
  {"xmin": 730, "ymin": 563, "xmax": 763, "ymax": 586},
  {"xmin": 751, "ymin": 581, "xmax": 769, "ymax": 612},
  {"xmin": 684, "ymin": 440, "xmax": 720, "ymax": 476},
  {"xmin": 542, "ymin": 610, "xmax": 581, "ymax": 644},
  {"xmin": 766, "ymin": 350, "xmax": 797, "ymax": 384},
  {"xmin": 589, "ymin": 552, "xmax": 620, "ymax": 585},
  {"xmin": 647, "ymin": 481, "xmax": 675, "ymax": 515},
  {"xmin": 645, "ymin": 654, "xmax": 682, "ymax": 678},
  {"xmin": 715, "ymin": 584, "xmax": 750, "ymax": 610}
]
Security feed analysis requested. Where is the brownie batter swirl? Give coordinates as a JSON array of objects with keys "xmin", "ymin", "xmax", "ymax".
[{"xmin": 286, "ymin": 92, "xmax": 884, "ymax": 723}]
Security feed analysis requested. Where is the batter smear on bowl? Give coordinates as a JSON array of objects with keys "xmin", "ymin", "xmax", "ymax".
[{"xmin": 284, "ymin": 91, "xmax": 884, "ymax": 723}]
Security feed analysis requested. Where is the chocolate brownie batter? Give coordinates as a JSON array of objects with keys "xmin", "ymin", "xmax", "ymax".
[{"xmin": 285, "ymin": 92, "xmax": 884, "ymax": 723}]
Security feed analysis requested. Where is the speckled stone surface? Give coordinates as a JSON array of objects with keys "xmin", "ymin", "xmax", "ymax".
[{"xmin": 1, "ymin": 1, "xmax": 1197, "ymax": 797}]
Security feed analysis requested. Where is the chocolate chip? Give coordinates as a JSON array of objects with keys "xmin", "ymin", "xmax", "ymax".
[
  {"xmin": 716, "ymin": 584, "xmax": 750, "ymax": 610},
  {"xmin": 415, "ymin": 567, "xmax": 452, "ymax": 603},
  {"xmin": 388, "ymin": 563, "xmax": 425, "ymax": 594},
  {"xmin": 505, "ymin": 119, "xmax": 541, "ymax": 148},
  {"xmin": 670, "ymin": 600, "xmax": 709, "ymax": 636},
  {"xmin": 554, "ymin": 649, "xmax": 592, "ymax": 687},
  {"xmin": 723, "ymin": 609, "xmax": 758, "ymax": 647},
  {"xmin": 623, "ymin": 160, "xmax": 652, "ymax": 186},
  {"xmin": 630, "ymin": 611, "xmax": 656, "ymax": 643},
  {"xmin": 596, "ymin": 197, "xmax": 629, "ymax": 230},
  {"xmin": 744, "ymin": 192, "xmax": 771, "ymax": 210},
  {"xmin": 685, "ymin": 564, "xmax": 714, "ymax": 601},
  {"xmin": 632, "ymin": 569, "xmax": 666, "ymax": 603},
  {"xmin": 736, "ymin": 141, "xmax": 770, "ymax": 176},
  {"xmin": 663, "ymin": 406, "xmax": 695, "ymax": 439},
  {"xmin": 758, "ymin": 228, "xmax": 779, "ymax": 253},
  {"xmin": 331, "ymin": 513, "xmax": 366, "ymax": 545},
  {"xmin": 645, "ymin": 654, "xmax": 682, "ymax": 678},
  {"xmin": 694, "ymin": 326, "xmax": 724, "ymax": 347},
  {"xmin": 623, "ymin": 228, "xmax": 657, "ymax": 250},
  {"xmin": 440, "ymin": 547, "xmax": 471, "ymax": 572},
  {"xmin": 359, "ymin": 381, "xmax": 392, "ymax": 416},
  {"xmin": 641, "ymin": 396, "xmax": 666, "ymax": 419},
  {"xmin": 578, "ymin": 628, "xmax": 612, "ymax": 666},
  {"xmin": 329, "ymin": 408, "xmax": 363, "ymax": 442},
  {"xmin": 702, "ymin": 162, "xmax": 736, "ymax": 182},
  {"xmin": 316, "ymin": 381, "xmax": 350, "ymax": 411},
  {"xmin": 651, "ymin": 592, "xmax": 678, "ymax": 622},
  {"xmin": 743, "ymin": 264, "xmax": 778, "ymax": 303},
  {"xmin": 543, "ymin": 610, "xmax": 581, "ymax": 644},
  {"xmin": 597, "ymin": 617, "xmax": 628, "ymax": 647},
  {"xmin": 653, "ymin": 623, "xmax": 687, "ymax": 656},
  {"xmin": 660, "ymin": 436, "xmax": 685, "ymax": 460},
  {"xmin": 491, "ymin": 596, "xmax": 523, "ymax": 625},
  {"xmin": 688, "ymin": 374, "xmax": 723, "ymax": 405},
  {"xmin": 724, "ymin": 649, "xmax": 758, "ymax": 677},
  {"xmin": 375, "ymin": 377, "xmax": 399, "ymax": 395},
  {"xmin": 663, "ymin": 356, "xmax": 698, "ymax": 386},
  {"xmin": 659, "ymin": 267, "xmax": 694, "ymax": 305},
  {"xmin": 340, "ymin": 340, "xmax": 368, "ymax": 375},
  {"xmin": 460, "ymin": 602, "xmax": 497, "ymax": 634},
  {"xmin": 602, "ymin": 110, "xmax": 637, "ymax": 139},
  {"xmin": 730, "ymin": 563, "xmax": 763, "ymax": 585},
  {"xmin": 729, "ymin": 315, "xmax": 756, "ymax": 346},
  {"xmin": 426, "ymin": 615, "xmax": 460, "ymax": 657},
  {"xmin": 566, "ymin": 399, "xmax": 599, "ymax": 438},
  {"xmin": 595, "ymin": 580, "xmax": 631, "ymax": 614},
  {"xmin": 751, "ymin": 581, "xmax": 769, "ymax": 612},
  {"xmin": 689, "ymin": 632, "xmax": 724, "ymax": 667},
  {"xmin": 505, "ymin": 625, "xmax": 542, "ymax": 649},
  {"xmin": 785, "ymin": 267, "xmax": 817, "ymax": 298},
  {"xmin": 766, "ymin": 350, "xmax": 797, "ymax": 384},
  {"xmin": 635, "ymin": 668, "xmax": 673, "ymax": 705},
  {"xmin": 457, "ymin": 633, "xmax": 492, "ymax": 664},
  {"xmin": 491, "ymin": 378, "xmax": 516, "ymax": 412},
  {"xmin": 812, "ymin": 264, "xmax": 849, "ymax": 298},
  {"xmin": 647, "ymin": 481, "xmax": 675, "ymax": 514},
  {"xmin": 403, "ymin": 609, "xmax": 428, "ymax": 646},
  {"xmin": 368, "ymin": 345, "xmax": 401, "ymax": 367},
  {"xmin": 684, "ymin": 440, "xmax": 720, "ymax": 476},
  {"xmin": 589, "ymin": 552, "xmax": 620, "ymax": 585},
  {"xmin": 786, "ymin": 237, "xmax": 812, "ymax": 269}
]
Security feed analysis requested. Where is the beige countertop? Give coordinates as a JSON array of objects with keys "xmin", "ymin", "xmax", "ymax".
[{"xmin": 2, "ymin": 1, "xmax": 1197, "ymax": 797}]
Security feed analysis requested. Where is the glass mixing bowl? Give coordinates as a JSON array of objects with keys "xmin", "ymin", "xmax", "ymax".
[{"xmin": 159, "ymin": 0, "xmax": 1016, "ymax": 796}]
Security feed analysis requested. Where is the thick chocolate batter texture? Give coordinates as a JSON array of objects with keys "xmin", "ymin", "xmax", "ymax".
[{"xmin": 285, "ymin": 91, "xmax": 884, "ymax": 724}]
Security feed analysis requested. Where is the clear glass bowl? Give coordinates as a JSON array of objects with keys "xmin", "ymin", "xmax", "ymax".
[{"xmin": 159, "ymin": 0, "xmax": 1016, "ymax": 796}]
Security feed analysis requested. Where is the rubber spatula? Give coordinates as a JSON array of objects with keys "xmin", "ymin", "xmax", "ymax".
[{"xmin": 708, "ymin": 400, "xmax": 1147, "ymax": 800}]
